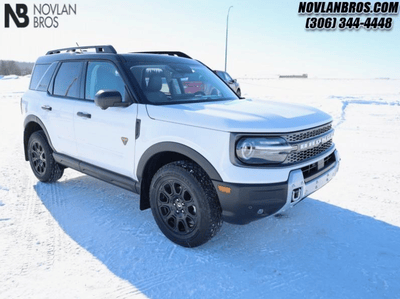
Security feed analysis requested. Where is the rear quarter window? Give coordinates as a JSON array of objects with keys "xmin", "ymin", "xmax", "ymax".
[
  {"xmin": 29, "ymin": 64, "xmax": 50, "ymax": 90},
  {"xmin": 36, "ymin": 63, "xmax": 58, "ymax": 92}
]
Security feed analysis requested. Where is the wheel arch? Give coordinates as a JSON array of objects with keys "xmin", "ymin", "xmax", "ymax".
[
  {"xmin": 23, "ymin": 115, "xmax": 55, "ymax": 161},
  {"xmin": 137, "ymin": 142, "xmax": 222, "ymax": 210}
]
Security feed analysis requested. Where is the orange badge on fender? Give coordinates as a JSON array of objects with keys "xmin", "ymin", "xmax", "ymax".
[{"xmin": 121, "ymin": 137, "xmax": 128, "ymax": 145}]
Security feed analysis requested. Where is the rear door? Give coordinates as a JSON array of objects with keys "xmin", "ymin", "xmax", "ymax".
[
  {"xmin": 73, "ymin": 60, "xmax": 137, "ymax": 178},
  {"xmin": 39, "ymin": 61, "xmax": 83, "ymax": 156}
]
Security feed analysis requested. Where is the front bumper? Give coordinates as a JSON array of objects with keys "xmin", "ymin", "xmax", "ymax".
[{"xmin": 212, "ymin": 150, "xmax": 340, "ymax": 224}]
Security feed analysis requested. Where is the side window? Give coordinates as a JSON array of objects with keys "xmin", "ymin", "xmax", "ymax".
[
  {"xmin": 29, "ymin": 64, "xmax": 50, "ymax": 90},
  {"xmin": 216, "ymin": 71, "xmax": 225, "ymax": 81},
  {"xmin": 36, "ymin": 62, "xmax": 57, "ymax": 91},
  {"xmin": 85, "ymin": 61, "xmax": 125, "ymax": 100},
  {"xmin": 224, "ymin": 72, "xmax": 233, "ymax": 82},
  {"xmin": 53, "ymin": 62, "xmax": 84, "ymax": 98}
]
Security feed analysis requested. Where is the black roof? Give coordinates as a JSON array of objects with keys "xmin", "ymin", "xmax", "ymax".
[
  {"xmin": 36, "ymin": 45, "xmax": 194, "ymax": 65},
  {"xmin": 122, "ymin": 53, "xmax": 197, "ymax": 64}
]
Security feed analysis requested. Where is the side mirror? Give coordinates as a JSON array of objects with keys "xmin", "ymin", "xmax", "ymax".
[
  {"xmin": 229, "ymin": 79, "xmax": 235, "ymax": 84},
  {"xmin": 233, "ymin": 79, "xmax": 237, "ymax": 83},
  {"xmin": 94, "ymin": 90, "xmax": 129, "ymax": 110}
]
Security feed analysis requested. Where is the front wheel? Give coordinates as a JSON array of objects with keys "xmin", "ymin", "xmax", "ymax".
[
  {"xmin": 150, "ymin": 161, "xmax": 222, "ymax": 247},
  {"xmin": 236, "ymin": 89, "xmax": 241, "ymax": 97},
  {"xmin": 28, "ymin": 131, "xmax": 64, "ymax": 182}
]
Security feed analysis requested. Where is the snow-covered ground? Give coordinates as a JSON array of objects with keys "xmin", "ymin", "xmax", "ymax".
[{"xmin": 0, "ymin": 76, "xmax": 399, "ymax": 298}]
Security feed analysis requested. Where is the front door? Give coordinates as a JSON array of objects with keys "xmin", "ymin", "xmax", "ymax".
[{"xmin": 73, "ymin": 61, "xmax": 137, "ymax": 178}]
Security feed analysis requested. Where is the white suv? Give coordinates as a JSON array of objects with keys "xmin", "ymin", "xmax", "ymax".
[{"xmin": 22, "ymin": 45, "xmax": 340, "ymax": 247}]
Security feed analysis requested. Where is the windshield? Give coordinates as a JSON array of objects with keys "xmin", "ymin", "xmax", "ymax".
[{"xmin": 128, "ymin": 61, "xmax": 238, "ymax": 105}]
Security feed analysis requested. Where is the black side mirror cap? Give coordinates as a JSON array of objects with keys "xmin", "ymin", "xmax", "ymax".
[{"xmin": 94, "ymin": 90, "xmax": 129, "ymax": 110}]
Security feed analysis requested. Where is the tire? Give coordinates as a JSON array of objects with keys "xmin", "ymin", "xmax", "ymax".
[
  {"xmin": 236, "ymin": 89, "xmax": 241, "ymax": 97},
  {"xmin": 149, "ymin": 161, "xmax": 222, "ymax": 247},
  {"xmin": 28, "ymin": 131, "xmax": 64, "ymax": 183}
]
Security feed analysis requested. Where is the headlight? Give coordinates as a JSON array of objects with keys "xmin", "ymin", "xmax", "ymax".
[{"xmin": 236, "ymin": 137, "xmax": 295, "ymax": 165}]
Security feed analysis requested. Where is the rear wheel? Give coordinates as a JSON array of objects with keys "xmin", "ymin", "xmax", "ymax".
[
  {"xmin": 28, "ymin": 131, "xmax": 64, "ymax": 182},
  {"xmin": 150, "ymin": 161, "xmax": 222, "ymax": 247}
]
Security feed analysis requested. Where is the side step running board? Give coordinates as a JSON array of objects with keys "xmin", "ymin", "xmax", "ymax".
[{"xmin": 53, "ymin": 153, "xmax": 140, "ymax": 194}]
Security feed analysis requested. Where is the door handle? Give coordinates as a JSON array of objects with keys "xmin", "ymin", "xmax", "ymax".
[
  {"xmin": 41, "ymin": 105, "xmax": 52, "ymax": 111},
  {"xmin": 77, "ymin": 112, "xmax": 91, "ymax": 119}
]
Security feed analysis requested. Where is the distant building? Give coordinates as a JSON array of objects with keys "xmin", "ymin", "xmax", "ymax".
[{"xmin": 279, "ymin": 74, "xmax": 308, "ymax": 79}]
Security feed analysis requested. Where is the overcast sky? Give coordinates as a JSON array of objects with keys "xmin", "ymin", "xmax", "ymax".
[{"xmin": 1, "ymin": 0, "xmax": 399, "ymax": 78}]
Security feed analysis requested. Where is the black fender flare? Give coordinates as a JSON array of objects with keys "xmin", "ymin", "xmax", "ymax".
[
  {"xmin": 136, "ymin": 142, "xmax": 223, "ymax": 182},
  {"xmin": 23, "ymin": 115, "xmax": 55, "ymax": 160}
]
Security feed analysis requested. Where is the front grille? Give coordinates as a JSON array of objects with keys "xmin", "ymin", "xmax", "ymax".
[
  {"xmin": 301, "ymin": 162, "xmax": 318, "ymax": 178},
  {"xmin": 284, "ymin": 123, "xmax": 332, "ymax": 143},
  {"xmin": 301, "ymin": 152, "xmax": 336, "ymax": 182},
  {"xmin": 286, "ymin": 140, "xmax": 333, "ymax": 163}
]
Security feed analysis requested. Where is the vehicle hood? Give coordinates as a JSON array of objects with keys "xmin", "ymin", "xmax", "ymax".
[{"xmin": 146, "ymin": 99, "xmax": 332, "ymax": 133}]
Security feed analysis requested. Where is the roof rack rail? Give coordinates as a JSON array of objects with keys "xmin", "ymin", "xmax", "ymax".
[
  {"xmin": 46, "ymin": 45, "xmax": 117, "ymax": 55},
  {"xmin": 133, "ymin": 51, "xmax": 192, "ymax": 59}
]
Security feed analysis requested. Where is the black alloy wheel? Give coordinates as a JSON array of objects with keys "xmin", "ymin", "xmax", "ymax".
[
  {"xmin": 156, "ymin": 179, "xmax": 198, "ymax": 235},
  {"xmin": 150, "ymin": 161, "xmax": 222, "ymax": 247},
  {"xmin": 30, "ymin": 141, "xmax": 47, "ymax": 175},
  {"xmin": 28, "ymin": 131, "xmax": 64, "ymax": 182}
]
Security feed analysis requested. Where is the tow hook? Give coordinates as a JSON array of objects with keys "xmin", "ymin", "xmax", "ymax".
[{"xmin": 292, "ymin": 187, "xmax": 302, "ymax": 202}]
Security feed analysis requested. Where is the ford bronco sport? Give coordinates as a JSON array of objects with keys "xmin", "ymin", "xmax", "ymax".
[{"xmin": 22, "ymin": 45, "xmax": 340, "ymax": 247}]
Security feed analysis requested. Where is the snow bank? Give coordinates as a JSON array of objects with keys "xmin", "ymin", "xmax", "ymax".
[
  {"xmin": 0, "ymin": 75, "xmax": 29, "ymax": 94},
  {"xmin": 1, "ymin": 75, "xmax": 20, "ymax": 80}
]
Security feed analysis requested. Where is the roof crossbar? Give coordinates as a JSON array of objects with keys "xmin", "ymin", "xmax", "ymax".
[
  {"xmin": 133, "ymin": 51, "xmax": 192, "ymax": 59},
  {"xmin": 46, "ymin": 45, "xmax": 117, "ymax": 55}
]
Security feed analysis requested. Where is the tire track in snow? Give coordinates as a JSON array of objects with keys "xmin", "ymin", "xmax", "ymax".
[
  {"xmin": 19, "ymin": 177, "xmax": 67, "ymax": 274},
  {"xmin": 44, "ymin": 183, "xmax": 59, "ymax": 269},
  {"xmin": 53, "ymin": 182, "xmax": 68, "ymax": 258},
  {"xmin": 110, "ymin": 285, "xmax": 147, "ymax": 299},
  {"xmin": 128, "ymin": 266, "xmax": 197, "ymax": 295},
  {"xmin": 51, "ymin": 181, "xmax": 72, "ymax": 265},
  {"xmin": 36, "ymin": 180, "xmax": 71, "ymax": 269},
  {"xmin": 21, "ymin": 176, "xmax": 37, "ymax": 233},
  {"xmin": 331, "ymin": 96, "xmax": 400, "ymax": 128},
  {"xmin": 101, "ymin": 259, "xmax": 198, "ymax": 298},
  {"xmin": 0, "ymin": 116, "xmax": 38, "ymax": 281},
  {"xmin": 19, "ymin": 176, "xmax": 39, "ymax": 276}
]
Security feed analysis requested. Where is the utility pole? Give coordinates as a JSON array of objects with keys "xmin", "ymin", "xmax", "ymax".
[{"xmin": 225, "ymin": 6, "xmax": 233, "ymax": 72}]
